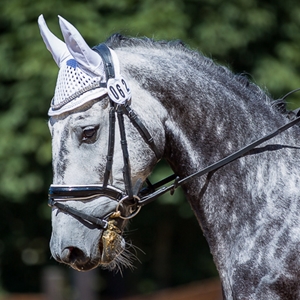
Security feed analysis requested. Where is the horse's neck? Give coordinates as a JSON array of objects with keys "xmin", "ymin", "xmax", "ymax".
[
  {"xmin": 119, "ymin": 44, "xmax": 300, "ymax": 297},
  {"xmin": 120, "ymin": 45, "xmax": 299, "ymax": 238},
  {"xmin": 163, "ymin": 90, "xmax": 300, "ymax": 295}
]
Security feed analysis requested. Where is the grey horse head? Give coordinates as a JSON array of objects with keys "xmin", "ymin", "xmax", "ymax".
[{"xmin": 38, "ymin": 15, "xmax": 165, "ymax": 271}]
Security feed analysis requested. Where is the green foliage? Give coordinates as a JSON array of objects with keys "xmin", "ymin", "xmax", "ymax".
[{"xmin": 1, "ymin": 0, "xmax": 300, "ymax": 296}]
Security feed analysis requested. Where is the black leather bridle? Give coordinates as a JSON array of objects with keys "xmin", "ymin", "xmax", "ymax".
[
  {"xmin": 48, "ymin": 44, "xmax": 300, "ymax": 230},
  {"xmin": 48, "ymin": 43, "xmax": 161, "ymax": 229}
]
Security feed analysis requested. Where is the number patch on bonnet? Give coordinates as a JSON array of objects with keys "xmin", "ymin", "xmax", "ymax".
[{"xmin": 107, "ymin": 76, "xmax": 131, "ymax": 104}]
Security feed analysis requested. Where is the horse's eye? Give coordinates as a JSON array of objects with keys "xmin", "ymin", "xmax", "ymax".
[{"xmin": 82, "ymin": 126, "xmax": 98, "ymax": 142}]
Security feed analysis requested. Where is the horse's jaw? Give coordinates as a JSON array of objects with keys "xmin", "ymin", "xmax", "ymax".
[{"xmin": 49, "ymin": 197, "xmax": 128, "ymax": 271}]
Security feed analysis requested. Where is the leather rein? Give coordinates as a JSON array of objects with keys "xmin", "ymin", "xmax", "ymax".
[{"xmin": 48, "ymin": 44, "xmax": 300, "ymax": 230}]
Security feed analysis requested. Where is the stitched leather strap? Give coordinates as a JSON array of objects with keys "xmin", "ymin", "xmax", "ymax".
[
  {"xmin": 103, "ymin": 103, "xmax": 116, "ymax": 187},
  {"xmin": 122, "ymin": 103, "xmax": 160, "ymax": 159},
  {"xmin": 93, "ymin": 43, "xmax": 115, "ymax": 80},
  {"xmin": 49, "ymin": 199, "xmax": 109, "ymax": 229}
]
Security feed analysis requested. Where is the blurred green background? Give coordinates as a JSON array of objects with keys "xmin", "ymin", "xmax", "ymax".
[{"xmin": 1, "ymin": 0, "xmax": 300, "ymax": 298}]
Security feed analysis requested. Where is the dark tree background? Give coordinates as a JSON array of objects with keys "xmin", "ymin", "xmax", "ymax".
[{"xmin": 1, "ymin": 0, "xmax": 300, "ymax": 298}]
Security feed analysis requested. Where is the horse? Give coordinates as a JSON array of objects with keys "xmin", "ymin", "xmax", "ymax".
[{"xmin": 38, "ymin": 15, "xmax": 300, "ymax": 299}]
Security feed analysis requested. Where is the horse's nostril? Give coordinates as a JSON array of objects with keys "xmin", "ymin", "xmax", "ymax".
[
  {"xmin": 60, "ymin": 247, "xmax": 73, "ymax": 263},
  {"xmin": 61, "ymin": 247, "xmax": 89, "ymax": 265}
]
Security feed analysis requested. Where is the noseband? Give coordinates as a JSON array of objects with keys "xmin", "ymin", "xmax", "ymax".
[{"xmin": 48, "ymin": 44, "xmax": 300, "ymax": 229}]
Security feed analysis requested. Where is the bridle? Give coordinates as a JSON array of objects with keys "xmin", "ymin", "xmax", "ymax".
[
  {"xmin": 48, "ymin": 43, "xmax": 161, "ymax": 228},
  {"xmin": 48, "ymin": 44, "xmax": 300, "ymax": 230}
]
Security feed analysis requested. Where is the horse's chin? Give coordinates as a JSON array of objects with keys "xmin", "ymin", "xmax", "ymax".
[{"xmin": 69, "ymin": 259, "xmax": 99, "ymax": 272}]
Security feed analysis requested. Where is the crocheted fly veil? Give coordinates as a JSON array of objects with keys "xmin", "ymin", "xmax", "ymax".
[
  {"xmin": 38, "ymin": 15, "xmax": 109, "ymax": 116},
  {"xmin": 50, "ymin": 58, "xmax": 107, "ymax": 115}
]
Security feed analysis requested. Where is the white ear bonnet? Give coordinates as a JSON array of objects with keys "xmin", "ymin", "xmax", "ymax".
[{"xmin": 38, "ymin": 15, "xmax": 122, "ymax": 116}]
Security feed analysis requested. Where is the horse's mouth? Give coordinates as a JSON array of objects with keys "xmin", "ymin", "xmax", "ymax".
[
  {"xmin": 66, "ymin": 228, "xmax": 125, "ymax": 271},
  {"xmin": 51, "ymin": 218, "xmax": 128, "ymax": 272},
  {"xmin": 57, "ymin": 246, "xmax": 99, "ymax": 272}
]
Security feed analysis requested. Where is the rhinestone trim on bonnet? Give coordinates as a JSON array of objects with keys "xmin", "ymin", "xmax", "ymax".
[{"xmin": 48, "ymin": 58, "xmax": 107, "ymax": 116}]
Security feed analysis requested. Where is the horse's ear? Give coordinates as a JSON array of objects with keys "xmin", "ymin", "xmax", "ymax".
[
  {"xmin": 38, "ymin": 15, "xmax": 71, "ymax": 67},
  {"xmin": 58, "ymin": 16, "xmax": 104, "ymax": 76}
]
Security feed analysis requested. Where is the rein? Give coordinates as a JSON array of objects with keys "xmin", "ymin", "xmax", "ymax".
[
  {"xmin": 48, "ymin": 44, "xmax": 300, "ymax": 229},
  {"xmin": 139, "ymin": 112, "xmax": 300, "ymax": 206}
]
